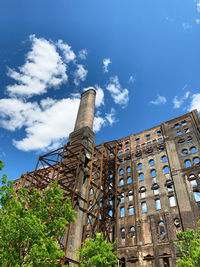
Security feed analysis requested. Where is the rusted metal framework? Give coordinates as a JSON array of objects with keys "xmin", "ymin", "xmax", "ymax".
[
  {"xmin": 83, "ymin": 140, "xmax": 121, "ymax": 243},
  {"xmin": 15, "ymin": 140, "xmax": 122, "ymax": 265},
  {"xmin": 15, "ymin": 142, "xmax": 89, "ymax": 265}
]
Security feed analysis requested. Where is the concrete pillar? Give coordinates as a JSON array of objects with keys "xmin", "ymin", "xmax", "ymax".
[{"xmin": 74, "ymin": 88, "xmax": 96, "ymax": 131}]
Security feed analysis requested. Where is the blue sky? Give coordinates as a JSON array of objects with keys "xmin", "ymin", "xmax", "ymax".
[{"xmin": 0, "ymin": 0, "xmax": 200, "ymax": 180}]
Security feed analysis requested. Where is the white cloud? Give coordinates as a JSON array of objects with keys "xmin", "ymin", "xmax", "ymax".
[
  {"xmin": 7, "ymin": 35, "xmax": 67, "ymax": 98},
  {"xmin": 182, "ymin": 23, "xmax": 192, "ymax": 30},
  {"xmin": 150, "ymin": 95, "xmax": 167, "ymax": 105},
  {"xmin": 128, "ymin": 75, "xmax": 135, "ymax": 84},
  {"xmin": 78, "ymin": 49, "xmax": 88, "ymax": 60},
  {"xmin": 106, "ymin": 108, "xmax": 116, "ymax": 126},
  {"xmin": 93, "ymin": 116, "xmax": 105, "ymax": 132},
  {"xmin": 106, "ymin": 76, "xmax": 129, "ymax": 107},
  {"xmin": 173, "ymin": 91, "xmax": 190, "ymax": 108},
  {"xmin": 103, "ymin": 58, "xmax": 111, "ymax": 73},
  {"xmin": 197, "ymin": 0, "xmax": 200, "ymax": 13},
  {"xmin": 57, "ymin": 40, "xmax": 76, "ymax": 63},
  {"xmin": 196, "ymin": 18, "xmax": 200, "ymax": 24},
  {"xmin": 74, "ymin": 64, "xmax": 88, "ymax": 86},
  {"xmin": 95, "ymin": 86, "xmax": 104, "ymax": 108},
  {"xmin": 0, "ymin": 97, "xmax": 80, "ymax": 151},
  {"xmin": 188, "ymin": 93, "xmax": 200, "ymax": 112}
]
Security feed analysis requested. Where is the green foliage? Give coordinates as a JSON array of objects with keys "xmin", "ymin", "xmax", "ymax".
[
  {"xmin": 79, "ymin": 233, "xmax": 118, "ymax": 267},
  {"xmin": 0, "ymin": 162, "xmax": 75, "ymax": 266},
  {"xmin": 174, "ymin": 223, "xmax": 200, "ymax": 267}
]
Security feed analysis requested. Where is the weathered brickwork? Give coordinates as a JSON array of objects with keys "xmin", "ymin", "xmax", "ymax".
[{"xmin": 116, "ymin": 109, "xmax": 200, "ymax": 267}]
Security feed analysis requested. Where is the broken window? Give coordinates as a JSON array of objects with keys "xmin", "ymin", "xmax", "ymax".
[
  {"xmin": 158, "ymin": 138, "xmax": 163, "ymax": 142},
  {"xmin": 141, "ymin": 202, "xmax": 147, "ymax": 213},
  {"xmin": 136, "ymin": 138, "xmax": 140, "ymax": 143},
  {"xmin": 149, "ymin": 159, "xmax": 154, "ymax": 166},
  {"xmin": 164, "ymin": 166, "xmax": 169, "ymax": 174},
  {"xmin": 185, "ymin": 160, "xmax": 191, "ymax": 168},
  {"xmin": 153, "ymin": 183, "xmax": 159, "ymax": 195},
  {"xmin": 155, "ymin": 199, "xmax": 161, "ymax": 210},
  {"xmin": 119, "ymin": 144, "xmax": 122, "ymax": 149},
  {"xmin": 174, "ymin": 123, "xmax": 179, "ymax": 129},
  {"xmin": 157, "ymin": 130, "xmax": 161, "ymax": 136},
  {"xmin": 194, "ymin": 191, "xmax": 200, "ymax": 202},
  {"xmin": 182, "ymin": 120, "xmax": 187, "ymax": 126},
  {"xmin": 128, "ymin": 190, "xmax": 133, "ymax": 201},
  {"xmin": 127, "ymin": 167, "xmax": 131, "ymax": 173},
  {"xmin": 190, "ymin": 180, "xmax": 197, "ymax": 187},
  {"xmin": 184, "ymin": 128, "xmax": 190, "ymax": 133},
  {"xmin": 126, "ymin": 149, "xmax": 130, "ymax": 153},
  {"xmin": 147, "ymin": 141, "xmax": 151, "ymax": 146},
  {"xmin": 119, "ymin": 179, "xmax": 124, "ymax": 186},
  {"xmin": 147, "ymin": 149, "xmax": 153, "ymax": 154},
  {"xmin": 119, "ymin": 151, "xmax": 123, "ymax": 156},
  {"xmin": 127, "ymin": 176, "xmax": 132, "ymax": 184},
  {"xmin": 194, "ymin": 157, "xmax": 200, "ymax": 164},
  {"xmin": 139, "ymin": 173, "xmax": 144, "ymax": 181},
  {"xmin": 136, "ymin": 153, "xmax": 142, "ymax": 158},
  {"xmin": 169, "ymin": 196, "xmax": 176, "ymax": 207},
  {"xmin": 125, "ymin": 141, "xmax": 129, "ymax": 147},
  {"xmin": 162, "ymin": 155, "xmax": 167, "ymax": 163},
  {"xmin": 119, "ymin": 169, "xmax": 124, "ymax": 175},
  {"xmin": 190, "ymin": 147, "xmax": 197, "ymax": 154},
  {"xmin": 128, "ymin": 205, "xmax": 134, "ymax": 215},
  {"xmin": 138, "ymin": 163, "xmax": 143, "ymax": 170},
  {"xmin": 120, "ymin": 207, "xmax": 125, "ymax": 217},
  {"xmin": 140, "ymin": 186, "xmax": 146, "ymax": 199},
  {"xmin": 146, "ymin": 134, "xmax": 150, "ymax": 140},
  {"xmin": 178, "ymin": 139, "xmax": 185, "ymax": 145},
  {"xmin": 90, "ymin": 188, "xmax": 94, "ymax": 195},
  {"xmin": 182, "ymin": 149, "xmax": 188, "ymax": 156},
  {"xmin": 158, "ymin": 221, "xmax": 166, "ymax": 238},
  {"xmin": 120, "ymin": 193, "xmax": 124, "ymax": 203},
  {"xmin": 151, "ymin": 169, "xmax": 156, "ymax": 178},
  {"xmin": 187, "ymin": 136, "xmax": 192, "ymax": 142},
  {"xmin": 177, "ymin": 131, "xmax": 182, "ymax": 136},
  {"xmin": 136, "ymin": 145, "xmax": 140, "ymax": 150},
  {"xmin": 159, "ymin": 145, "xmax": 165, "ymax": 151}
]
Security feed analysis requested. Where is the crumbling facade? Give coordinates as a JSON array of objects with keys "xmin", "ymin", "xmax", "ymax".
[{"xmin": 15, "ymin": 88, "xmax": 200, "ymax": 267}]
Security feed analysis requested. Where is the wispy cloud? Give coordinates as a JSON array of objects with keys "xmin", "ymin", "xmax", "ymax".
[
  {"xmin": 128, "ymin": 75, "xmax": 136, "ymax": 84},
  {"xmin": 78, "ymin": 49, "xmax": 88, "ymax": 60},
  {"xmin": 182, "ymin": 23, "xmax": 192, "ymax": 30},
  {"xmin": 73, "ymin": 64, "xmax": 88, "ymax": 86},
  {"xmin": 7, "ymin": 35, "xmax": 68, "ymax": 98},
  {"xmin": 188, "ymin": 93, "xmax": 200, "ymax": 112},
  {"xmin": 173, "ymin": 91, "xmax": 190, "ymax": 108},
  {"xmin": 93, "ymin": 116, "xmax": 106, "ymax": 132},
  {"xmin": 197, "ymin": 0, "xmax": 200, "ymax": 13},
  {"xmin": 103, "ymin": 58, "xmax": 111, "ymax": 73},
  {"xmin": 150, "ymin": 95, "xmax": 167, "ymax": 105},
  {"xmin": 106, "ymin": 76, "xmax": 129, "ymax": 107}
]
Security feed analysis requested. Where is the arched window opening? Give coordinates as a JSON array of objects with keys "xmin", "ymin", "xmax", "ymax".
[
  {"xmin": 164, "ymin": 166, "xmax": 169, "ymax": 174},
  {"xmin": 184, "ymin": 128, "xmax": 190, "ymax": 133},
  {"xmin": 146, "ymin": 134, "xmax": 150, "ymax": 140},
  {"xmin": 147, "ymin": 149, "xmax": 153, "ymax": 154},
  {"xmin": 119, "ymin": 179, "xmax": 124, "ymax": 186},
  {"xmin": 152, "ymin": 183, "xmax": 159, "ymax": 195},
  {"xmin": 187, "ymin": 136, "xmax": 192, "ymax": 142},
  {"xmin": 158, "ymin": 221, "xmax": 166, "ymax": 238},
  {"xmin": 119, "ymin": 151, "xmax": 123, "ymax": 156},
  {"xmin": 157, "ymin": 130, "xmax": 161, "ymax": 136},
  {"xmin": 138, "ymin": 163, "xmax": 143, "ymax": 170},
  {"xmin": 139, "ymin": 186, "xmax": 146, "ymax": 198},
  {"xmin": 147, "ymin": 141, "xmax": 151, "ymax": 146},
  {"xmin": 159, "ymin": 145, "xmax": 165, "ymax": 151},
  {"xmin": 162, "ymin": 155, "xmax": 167, "ymax": 163},
  {"xmin": 139, "ymin": 173, "xmax": 144, "ymax": 181},
  {"xmin": 149, "ymin": 159, "xmax": 154, "ymax": 166},
  {"xmin": 125, "ymin": 141, "xmax": 129, "ymax": 147},
  {"xmin": 128, "ymin": 190, "xmax": 133, "ymax": 201},
  {"xmin": 121, "ymin": 227, "xmax": 125, "ymax": 239},
  {"xmin": 182, "ymin": 149, "xmax": 188, "ymax": 156},
  {"xmin": 127, "ymin": 176, "xmax": 132, "ymax": 184},
  {"xmin": 136, "ymin": 145, "xmax": 140, "ymax": 150},
  {"xmin": 130, "ymin": 226, "xmax": 135, "ymax": 231},
  {"xmin": 194, "ymin": 191, "xmax": 200, "ymax": 202},
  {"xmin": 178, "ymin": 139, "xmax": 185, "ymax": 145},
  {"xmin": 151, "ymin": 169, "xmax": 156, "ymax": 178},
  {"xmin": 136, "ymin": 138, "xmax": 140, "ymax": 143},
  {"xmin": 119, "ymin": 144, "xmax": 122, "ymax": 149},
  {"xmin": 158, "ymin": 138, "xmax": 163, "ymax": 142},
  {"xmin": 127, "ymin": 167, "xmax": 131, "ymax": 173},
  {"xmin": 90, "ymin": 188, "xmax": 94, "ymax": 195},
  {"xmin": 120, "ymin": 193, "xmax": 124, "ymax": 203},
  {"xmin": 119, "ymin": 169, "xmax": 124, "ymax": 175},
  {"xmin": 185, "ymin": 160, "xmax": 191, "ymax": 168},
  {"xmin": 136, "ymin": 153, "xmax": 142, "ymax": 158},
  {"xmin": 182, "ymin": 120, "xmax": 187, "ymax": 126},
  {"xmin": 194, "ymin": 157, "xmax": 200, "ymax": 164},
  {"xmin": 177, "ymin": 131, "xmax": 182, "ymax": 136},
  {"xmin": 190, "ymin": 147, "xmax": 197, "ymax": 154},
  {"xmin": 188, "ymin": 173, "xmax": 195, "ymax": 179},
  {"xmin": 174, "ymin": 123, "xmax": 179, "ymax": 129},
  {"xmin": 121, "ymin": 227, "xmax": 125, "ymax": 232},
  {"xmin": 126, "ymin": 149, "xmax": 130, "ymax": 153}
]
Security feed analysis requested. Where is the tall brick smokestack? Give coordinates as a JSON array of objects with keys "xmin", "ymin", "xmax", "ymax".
[{"xmin": 74, "ymin": 88, "xmax": 96, "ymax": 131}]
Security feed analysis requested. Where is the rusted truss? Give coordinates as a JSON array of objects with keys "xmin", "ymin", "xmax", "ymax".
[
  {"xmin": 15, "ymin": 142, "xmax": 91, "ymax": 265},
  {"xmin": 83, "ymin": 140, "xmax": 121, "ymax": 243}
]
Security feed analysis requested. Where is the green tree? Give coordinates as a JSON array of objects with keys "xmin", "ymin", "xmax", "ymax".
[
  {"xmin": 79, "ymin": 233, "xmax": 118, "ymax": 267},
  {"xmin": 0, "ymin": 161, "xmax": 75, "ymax": 266},
  {"xmin": 174, "ymin": 224, "xmax": 200, "ymax": 267}
]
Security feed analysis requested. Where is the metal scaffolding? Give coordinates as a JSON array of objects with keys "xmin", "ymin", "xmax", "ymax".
[{"xmin": 15, "ymin": 140, "xmax": 121, "ymax": 265}]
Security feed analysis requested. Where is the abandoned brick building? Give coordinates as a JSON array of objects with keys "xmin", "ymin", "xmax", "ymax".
[{"xmin": 15, "ymin": 89, "xmax": 200, "ymax": 266}]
